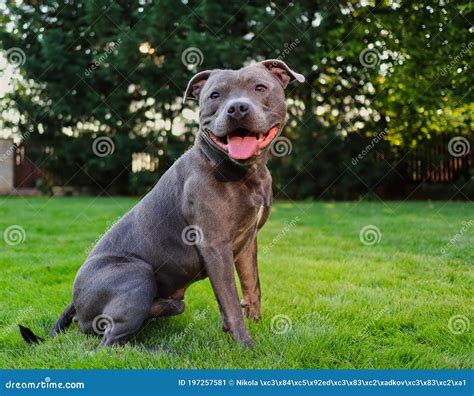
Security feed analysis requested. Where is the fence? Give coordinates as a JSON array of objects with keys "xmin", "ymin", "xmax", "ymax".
[
  {"xmin": 9, "ymin": 135, "xmax": 472, "ymax": 197},
  {"xmin": 404, "ymin": 135, "xmax": 471, "ymax": 184},
  {"xmin": 14, "ymin": 144, "xmax": 40, "ymax": 189}
]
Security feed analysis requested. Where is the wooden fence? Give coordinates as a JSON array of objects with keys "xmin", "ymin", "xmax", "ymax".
[
  {"xmin": 14, "ymin": 144, "xmax": 39, "ymax": 189},
  {"xmin": 403, "ymin": 135, "xmax": 471, "ymax": 184},
  {"xmin": 13, "ymin": 135, "xmax": 472, "ymax": 195}
]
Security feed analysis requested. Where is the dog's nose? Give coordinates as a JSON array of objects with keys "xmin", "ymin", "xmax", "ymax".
[{"xmin": 227, "ymin": 101, "xmax": 250, "ymax": 120}]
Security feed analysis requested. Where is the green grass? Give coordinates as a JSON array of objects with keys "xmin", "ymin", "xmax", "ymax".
[{"xmin": 0, "ymin": 197, "xmax": 472, "ymax": 369}]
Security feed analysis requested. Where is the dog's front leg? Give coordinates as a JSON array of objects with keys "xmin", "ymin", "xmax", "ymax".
[
  {"xmin": 201, "ymin": 245, "xmax": 253, "ymax": 347},
  {"xmin": 235, "ymin": 238, "xmax": 261, "ymax": 320}
]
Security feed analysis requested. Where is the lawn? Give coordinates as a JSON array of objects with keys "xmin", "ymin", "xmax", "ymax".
[{"xmin": 0, "ymin": 197, "xmax": 472, "ymax": 369}]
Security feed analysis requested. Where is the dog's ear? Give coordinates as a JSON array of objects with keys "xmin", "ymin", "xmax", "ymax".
[
  {"xmin": 183, "ymin": 70, "xmax": 212, "ymax": 103},
  {"xmin": 259, "ymin": 59, "xmax": 305, "ymax": 88}
]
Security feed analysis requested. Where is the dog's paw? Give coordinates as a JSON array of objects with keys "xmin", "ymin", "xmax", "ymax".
[
  {"xmin": 243, "ymin": 305, "xmax": 261, "ymax": 321},
  {"xmin": 241, "ymin": 299, "xmax": 261, "ymax": 321},
  {"xmin": 231, "ymin": 331, "xmax": 254, "ymax": 349},
  {"xmin": 221, "ymin": 317, "xmax": 231, "ymax": 333},
  {"xmin": 241, "ymin": 337, "xmax": 254, "ymax": 349}
]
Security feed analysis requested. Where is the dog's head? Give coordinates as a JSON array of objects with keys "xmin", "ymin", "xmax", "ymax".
[{"xmin": 184, "ymin": 60, "xmax": 304, "ymax": 163}]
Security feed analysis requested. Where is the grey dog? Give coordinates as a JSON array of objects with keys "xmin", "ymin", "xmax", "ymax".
[{"xmin": 20, "ymin": 59, "xmax": 304, "ymax": 348}]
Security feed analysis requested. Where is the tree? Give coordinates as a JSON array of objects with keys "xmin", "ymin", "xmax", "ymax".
[{"xmin": 1, "ymin": 0, "xmax": 472, "ymax": 198}]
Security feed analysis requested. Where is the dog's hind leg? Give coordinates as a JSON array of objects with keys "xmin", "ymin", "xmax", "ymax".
[
  {"xmin": 147, "ymin": 287, "xmax": 188, "ymax": 318},
  {"xmin": 80, "ymin": 266, "xmax": 157, "ymax": 347},
  {"xmin": 148, "ymin": 298, "xmax": 185, "ymax": 319},
  {"xmin": 97, "ymin": 293, "xmax": 154, "ymax": 347}
]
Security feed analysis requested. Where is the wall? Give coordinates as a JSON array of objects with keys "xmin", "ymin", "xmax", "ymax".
[{"xmin": 0, "ymin": 139, "xmax": 14, "ymax": 194}]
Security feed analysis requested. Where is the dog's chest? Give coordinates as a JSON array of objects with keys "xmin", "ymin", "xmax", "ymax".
[
  {"xmin": 256, "ymin": 205, "xmax": 265, "ymax": 224},
  {"xmin": 231, "ymin": 204, "xmax": 264, "ymax": 256},
  {"xmin": 231, "ymin": 182, "xmax": 270, "ymax": 255},
  {"xmin": 232, "ymin": 177, "xmax": 269, "ymax": 227}
]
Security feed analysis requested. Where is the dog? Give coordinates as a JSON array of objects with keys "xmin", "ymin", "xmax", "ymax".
[{"xmin": 20, "ymin": 59, "xmax": 304, "ymax": 348}]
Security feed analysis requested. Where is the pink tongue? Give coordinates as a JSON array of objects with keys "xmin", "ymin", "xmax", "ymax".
[{"xmin": 228, "ymin": 136, "xmax": 259, "ymax": 160}]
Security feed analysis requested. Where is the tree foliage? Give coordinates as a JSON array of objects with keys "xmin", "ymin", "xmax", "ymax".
[{"xmin": 1, "ymin": 0, "xmax": 472, "ymax": 197}]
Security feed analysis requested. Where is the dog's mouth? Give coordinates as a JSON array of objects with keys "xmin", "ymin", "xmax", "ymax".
[{"xmin": 206, "ymin": 125, "xmax": 279, "ymax": 160}]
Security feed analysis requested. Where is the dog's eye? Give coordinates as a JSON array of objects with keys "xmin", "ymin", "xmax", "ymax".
[
  {"xmin": 255, "ymin": 84, "xmax": 267, "ymax": 92},
  {"xmin": 210, "ymin": 92, "xmax": 220, "ymax": 99}
]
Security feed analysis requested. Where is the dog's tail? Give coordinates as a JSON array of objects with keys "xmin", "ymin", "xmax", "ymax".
[
  {"xmin": 18, "ymin": 325, "xmax": 45, "ymax": 344},
  {"xmin": 19, "ymin": 303, "xmax": 76, "ymax": 344}
]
